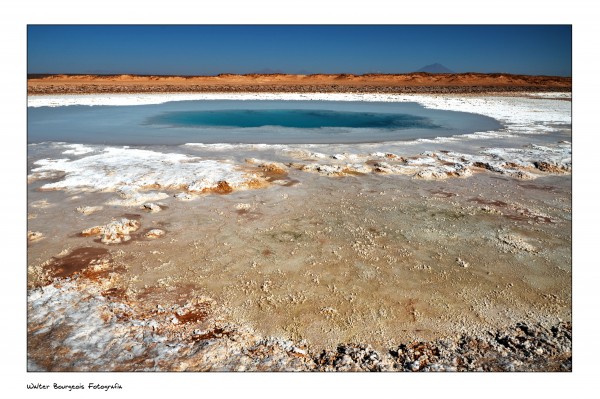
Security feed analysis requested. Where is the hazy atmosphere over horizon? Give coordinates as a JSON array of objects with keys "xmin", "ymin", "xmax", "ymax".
[{"xmin": 28, "ymin": 25, "xmax": 572, "ymax": 76}]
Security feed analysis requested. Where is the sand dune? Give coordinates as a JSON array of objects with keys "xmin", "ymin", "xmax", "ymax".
[{"xmin": 28, "ymin": 73, "xmax": 571, "ymax": 95}]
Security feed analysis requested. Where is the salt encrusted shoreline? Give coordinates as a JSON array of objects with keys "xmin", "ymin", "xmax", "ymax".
[
  {"xmin": 27, "ymin": 141, "xmax": 571, "ymax": 208},
  {"xmin": 26, "ymin": 91, "xmax": 571, "ymax": 111},
  {"xmin": 28, "ymin": 147, "xmax": 264, "ymax": 204},
  {"xmin": 27, "ymin": 93, "xmax": 571, "ymax": 202}
]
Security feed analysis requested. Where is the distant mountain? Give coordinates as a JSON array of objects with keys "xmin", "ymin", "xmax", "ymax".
[{"xmin": 416, "ymin": 63, "xmax": 454, "ymax": 74}]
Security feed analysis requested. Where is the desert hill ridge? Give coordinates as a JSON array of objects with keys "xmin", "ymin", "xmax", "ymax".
[{"xmin": 28, "ymin": 72, "xmax": 571, "ymax": 95}]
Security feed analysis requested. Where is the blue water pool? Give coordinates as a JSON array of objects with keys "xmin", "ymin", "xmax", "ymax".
[
  {"xmin": 148, "ymin": 109, "xmax": 441, "ymax": 129},
  {"xmin": 27, "ymin": 100, "xmax": 503, "ymax": 145}
]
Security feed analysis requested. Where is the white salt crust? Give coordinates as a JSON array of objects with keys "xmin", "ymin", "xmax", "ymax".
[{"xmin": 27, "ymin": 93, "xmax": 571, "ymax": 198}]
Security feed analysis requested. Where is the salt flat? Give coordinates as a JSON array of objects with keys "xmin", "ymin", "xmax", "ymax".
[{"xmin": 27, "ymin": 92, "xmax": 572, "ymax": 371}]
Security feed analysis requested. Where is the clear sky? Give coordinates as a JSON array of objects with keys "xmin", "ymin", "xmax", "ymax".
[{"xmin": 27, "ymin": 25, "xmax": 572, "ymax": 76}]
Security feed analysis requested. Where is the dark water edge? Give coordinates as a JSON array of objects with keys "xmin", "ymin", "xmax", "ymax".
[{"xmin": 146, "ymin": 109, "xmax": 442, "ymax": 129}]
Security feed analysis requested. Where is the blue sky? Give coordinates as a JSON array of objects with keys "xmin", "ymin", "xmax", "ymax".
[{"xmin": 27, "ymin": 25, "xmax": 572, "ymax": 76}]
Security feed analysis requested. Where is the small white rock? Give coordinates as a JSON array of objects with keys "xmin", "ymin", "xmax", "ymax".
[
  {"xmin": 142, "ymin": 203, "xmax": 162, "ymax": 212},
  {"xmin": 145, "ymin": 229, "xmax": 165, "ymax": 239},
  {"xmin": 174, "ymin": 193, "xmax": 193, "ymax": 201},
  {"xmin": 235, "ymin": 203, "xmax": 252, "ymax": 211},
  {"xmin": 76, "ymin": 205, "xmax": 103, "ymax": 215}
]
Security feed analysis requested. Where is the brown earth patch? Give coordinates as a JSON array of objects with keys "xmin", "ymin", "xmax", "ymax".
[
  {"xmin": 175, "ymin": 303, "xmax": 211, "ymax": 324},
  {"xmin": 429, "ymin": 190, "xmax": 457, "ymax": 198},
  {"xmin": 45, "ymin": 247, "xmax": 113, "ymax": 280},
  {"xmin": 518, "ymin": 183, "xmax": 560, "ymax": 192},
  {"xmin": 191, "ymin": 327, "xmax": 233, "ymax": 342},
  {"xmin": 262, "ymin": 248, "xmax": 273, "ymax": 256},
  {"xmin": 469, "ymin": 197, "xmax": 508, "ymax": 207},
  {"xmin": 122, "ymin": 213, "xmax": 143, "ymax": 220},
  {"xmin": 504, "ymin": 209, "xmax": 554, "ymax": 224},
  {"xmin": 101, "ymin": 287, "xmax": 128, "ymax": 300}
]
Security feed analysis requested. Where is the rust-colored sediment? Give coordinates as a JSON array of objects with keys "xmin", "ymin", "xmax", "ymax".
[
  {"xmin": 46, "ymin": 247, "xmax": 113, "ymax": 279},
  {"xmin": 175, "ymin": 303, "xmax": 211, "ymax": 324},
  {"xmin": 212, "ymin": 181, "xmax": 233, "ymax": 194}
]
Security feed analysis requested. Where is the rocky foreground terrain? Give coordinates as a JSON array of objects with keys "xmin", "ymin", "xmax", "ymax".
[
  {"xmin": 317, "ymin": 322, "xmax": 571, "ymax": 371},
  {"xmin": 28, "ymin": 273, "xmax": 571, "ymax": 372},
  {"xmin": 27, "ymin": 73, "xmax": 571, "ymax": 95}
]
